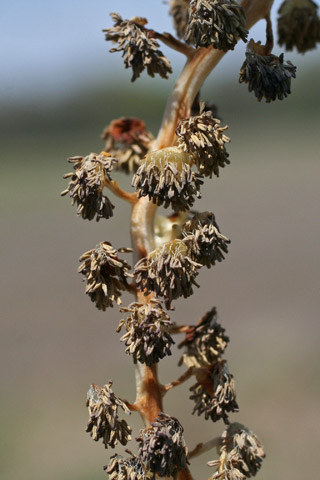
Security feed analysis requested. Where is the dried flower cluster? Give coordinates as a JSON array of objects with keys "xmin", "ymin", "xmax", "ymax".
[
  {"xmin": 132, "ymin": 147, "xmax": 203, "ymax": 212},
  {"xmin": 137, "ymin": 413, "xmax": 189, "ymax": 478},
  {"xmin": 181, "ymin": 212, "xmax": 230, "ymax": 268},
  {"xmin": 176, "ymin": 107, "xmax": 230, "ymax": 178},
  {"xmin": 102, "ymin": 117, "xmax": 154, "ymax": 174},
  {"xmin": 239, "ymin": 39, "xmax": 297, "ymax": 102},
  {"xmin": 104, "ymin": 13, "xmax": 172, "ymax": 81},
  {"xmin": 208, "ymin": 423, "xmax": 265, "ymax": 479},
  {"xmin": 278, "ymin": 0, "xmax": 320, "ymax": 53},
  {"xmin": 86, "ymin": 382, "xmax": 132, "ymax": 448},
  {"xmin": 118, "ymin": 300, "xmax": 174, "ymax": 366},
  {"xmin": 179, "ymin": 307, "xmax": 229, "ymax": 368},
  {"xmin": 169, "ymin": 0, "xmax": 190, "ymax": 39},
  {"xmin": 185, "ymin": 0, "xmax": 248, "ymax": 50},
  {"xmin": 61, "ymin": 2, "xmax": 306, "ymax": 478},
  {"xmin": 78, "ymin": 242, "xmax": 132, "ymax": 310},
  {"xmin": 190, "ymin": 361, "xmax": 239, "ymax": 423},
  {"xmin": 61, "ymin": 152, "xmax": 116, "ymax": 221},
  {"xmin": 134, "ymin": 239, "xmax": 201, "ymax": 308},
  {"xmin": 104, "ymin": 453, "xmax": 151, "ymax": 480}
]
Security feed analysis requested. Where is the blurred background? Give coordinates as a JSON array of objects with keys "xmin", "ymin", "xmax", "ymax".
[{"xmin": 1, "ymin": 1, "xmax": 319, "ymax": 479}]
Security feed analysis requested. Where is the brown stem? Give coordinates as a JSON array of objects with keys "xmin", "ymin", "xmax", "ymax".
[
  {"xmin": 169, "ymin": 324, "xmax": 192, "ymax": 335},
  {"xmin": 264, "ymin": 14, "xmax": 274, "ymax": 55},
  {"xmin": 105, "ymin": 179, "xmax": 138, "ymax": 204},
  {"xmin": 188, "ymin": 436, "xmax": 221, "ymax": 459},
  {"xmin": 163, "ymin": 368, "xmax": 194, "ymax": 394},
  {"xmin": 129, "ymin": 0, "xmax": 275, "ymax": 457},
  {"xmin": 152, "ymin": 30, "xmax": 196, "ymax": 59}
]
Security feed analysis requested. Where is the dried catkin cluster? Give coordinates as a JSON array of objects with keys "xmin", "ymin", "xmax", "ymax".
[
  {"xmin": 169, "ymin": 0, "xmax": 190, "ymax": 39},
  {"xmin": 185, "ymin": 0, "xmax": 248, "ymax": 50},
  {"xmin": 134, "ymin": 239, "xmax": 201, "ymax": 308},
  {"xmin": 61, "ymin": 152, "xmax": 117, "ymax": 221},
  {"xmin": 78, "ymin": 242, "xmax": 132, "ymax": 310},
  {"xmin": 208, "ymin": 423, "xmax": 265, "ymax": 479},
  {"xmin": 137, "ymin": 413, "xmax": 189, "ymax": 478},
  {"xmin": 179, "ymin": 307, "xmax": 229, "ymax": 368},
  {"xmin": 132, "ymin": 147, "xmax": 203, "ymax": 212},
  {"xmin": 118, "ymin": 300, "xmax": 174, "ymax": 366},
  {"xmin": 176, "ymin": 107, "xmax": 230, "ymax": 178},
  {"xmin": 190, "ymin": 361, "xmax": 239, "ymax": 423},
  {"xmin": 181, "ymin": 212, "xmax": 230, "ymax": 268},
  {"xmin": 104, "ymin": 13, "xmax": 172, "ymax": 81},
  {"xmin": 239, "ymin": 39, "xmax": 297, "ymax": 102},
  {"xmin": 278, "ymin": 0, "xmax": 320, "ymax": 53},
  {"xmin": 102, "ymin": 117, "xmax": 154, "ymax": 174},
  {"xmin": 104, "ymin": 454, "xmax": 151, "ymax": 480},
  {"xmin": 86, "ymin": 382, "xmax": 132, "ymax": 448},
  {"xmin": 60, "ymin": 1, "xmax": 305, "ymax": 477}
]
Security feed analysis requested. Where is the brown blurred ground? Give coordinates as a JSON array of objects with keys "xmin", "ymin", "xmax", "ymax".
[{"xmin": 1, "ymin": 68, "xmax": 319, "ymax": 480}]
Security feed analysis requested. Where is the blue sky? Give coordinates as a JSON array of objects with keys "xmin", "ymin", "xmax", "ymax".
[{"xmin": 1, "ymin": 0, "xmax": 319, "ymax": 101}]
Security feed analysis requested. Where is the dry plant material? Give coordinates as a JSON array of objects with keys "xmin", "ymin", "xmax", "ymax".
[
  {"xmin": 102, "ymin": 117, "xmax": 154, "ymax": 174},
  {"xmin": 278, "ymin": 0, "xmax": 320, "ymax": 53},
  {"xmin": 185, "ymin": 0, "xmax": 248, "ymax": 50},
  {"xmin": 61, "ymin": 1, "xmax": 309, "ymax": 478},
  {"xmin": 86, "ymin": 382, "xmax": 132, "ymax": 448}
]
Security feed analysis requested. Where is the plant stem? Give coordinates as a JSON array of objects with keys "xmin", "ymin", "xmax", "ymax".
[
  {"xmin": 129, "ymin": 0, "xmax": 275, "ymax": 457},
  {"xmin": 188, "ymin": 437, "xmax": 221, "ymax": 459}
]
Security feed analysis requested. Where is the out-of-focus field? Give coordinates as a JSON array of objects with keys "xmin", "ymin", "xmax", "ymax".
[{"xmin": 1, "ymin": 67, "xmax": 319, "ymax": 480}]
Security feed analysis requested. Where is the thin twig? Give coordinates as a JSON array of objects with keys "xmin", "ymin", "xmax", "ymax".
[
  {"xmin": 162, "ymin": 367, "xmax": 194, "ymax": 393},
  {"xmin": 169, "ymin": 324, "xmax": 191, "ymax": 335},
  {"xmin": 265, "ymin": 14, "xmax": 274, "ymax": 55},
  {"xmin": 188, "ymin": 437, "xmax": 221, "ymax": 459},
  {"xmin": 105, "ymin": 179, "xmax": 138, "ymax": 204},
  {"xmin": 151, "ymin": 30, "xmax": 196, "ymax": 59}
]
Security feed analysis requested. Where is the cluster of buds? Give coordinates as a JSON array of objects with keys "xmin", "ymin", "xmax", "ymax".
[{"xmin": 86, "ymin": 382, "xmax": 132, "ymax": 448}]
